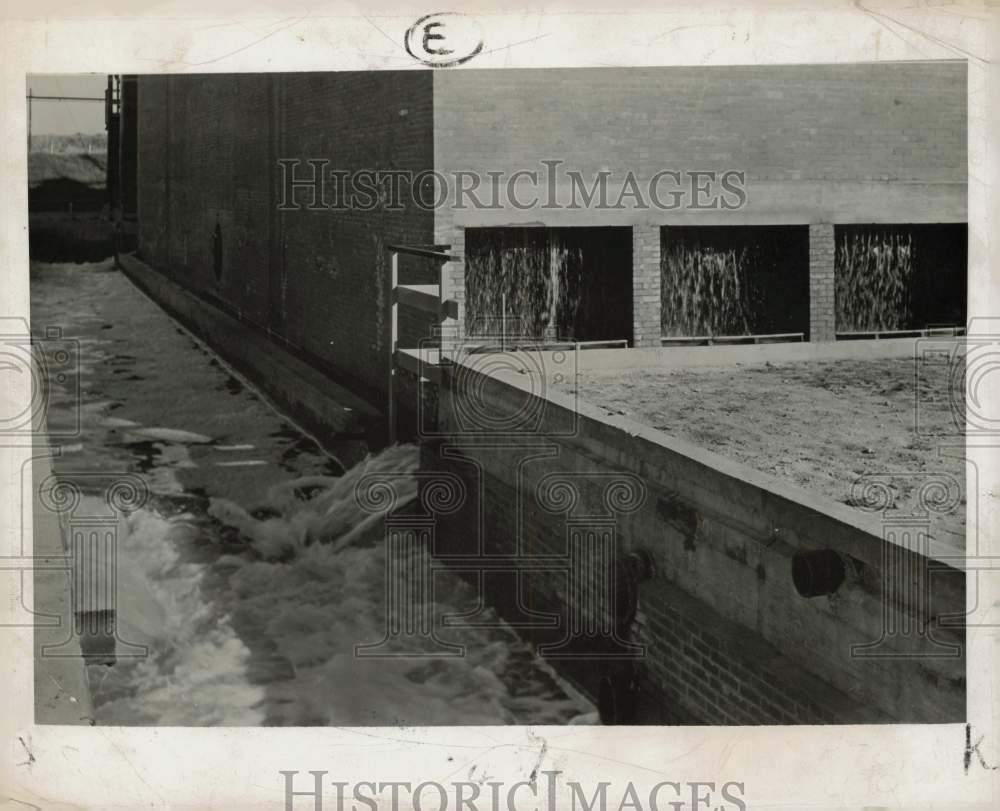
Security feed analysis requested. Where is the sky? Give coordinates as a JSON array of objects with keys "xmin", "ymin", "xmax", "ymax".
[{"xmin": 27, "ymin": 74, "xmax": 107, "ymax": 136}]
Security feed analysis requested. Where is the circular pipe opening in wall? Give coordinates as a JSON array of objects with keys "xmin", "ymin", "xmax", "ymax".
[{"xmin": 792, "ymin": 548, "xmax": 846, "ymax": 598}]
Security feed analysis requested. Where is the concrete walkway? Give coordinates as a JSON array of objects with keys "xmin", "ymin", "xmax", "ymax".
[
  {"xmin": 29, "ymin": 260, "xmax": 588, "ymax": 726},
  {"xmin": 31, "ymin": 451, "xmax": 95, "ymax": 725},
  {"xmin": 30, "ymin": 260, "xmax": 361, "ymax": 723}
]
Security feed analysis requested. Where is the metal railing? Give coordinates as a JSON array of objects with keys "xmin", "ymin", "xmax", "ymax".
[
  {"xmin": 387, "ymin": 243, "xmax": 459, "ymax": 444},
  {"xmin": 660, "ymin": 332, "xmax": 805, "ymax": 346},
  {"xmin": 835, "ymin": 326, "xmax": 965, "ymax": 340}
]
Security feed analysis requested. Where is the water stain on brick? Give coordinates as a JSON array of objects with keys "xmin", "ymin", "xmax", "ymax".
[
  {"xmin": 656, "ymin": 494, "xmax": 700, "ymax": 550},
  {"xmin": 724, "ymin": 543, "xmax": 748, "ymax": 565}
]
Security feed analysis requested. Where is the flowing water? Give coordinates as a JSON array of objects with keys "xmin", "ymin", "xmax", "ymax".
[
  {"xmin": 660, "ymin": 242, "xmax": 752, "ymax": 338},
  {"xmin": 32, "ymin": 261, "xmax": 593, "ymax": 726},
  {"xmin": 465, "ymin": 232, "xmax": 581, "ymax": 341},
  {"xmin": 835, "ymin": 228, "xmax": 915, "ymax": 332},
  {"xmin": 463, "ymin": 228, "xmax": 633, "ymax": 344}
]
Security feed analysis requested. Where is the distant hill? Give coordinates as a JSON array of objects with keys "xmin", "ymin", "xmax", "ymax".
[
  {"xmin": 29, "ymin": 151, "xmax": 106, "ymax": 188},
  {"xmin": 28, "ymin": 150, "xmax": 106, "ymax": 211}
]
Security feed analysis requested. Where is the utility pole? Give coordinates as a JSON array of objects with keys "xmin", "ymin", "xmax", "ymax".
[{"xmin": 27, "ymin": 88, "xmax": 31, "ymax": 152}]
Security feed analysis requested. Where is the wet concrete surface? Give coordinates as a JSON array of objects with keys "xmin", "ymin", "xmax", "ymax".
[{"xmin": 31, "ymin": 260, "xmax": 591, "ymax": 726}]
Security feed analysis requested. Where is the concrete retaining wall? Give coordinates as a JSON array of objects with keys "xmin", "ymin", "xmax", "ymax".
[{"xmin": 413, "ymin": 355, "xmax": 965, "ymax": 724}]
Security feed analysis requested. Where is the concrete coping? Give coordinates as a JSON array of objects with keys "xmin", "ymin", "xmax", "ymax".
[
  {"xmin": 457, "ymin": 353, "xmax": 966, "ymax": 575},
  {"xmin": 520, "ymin": 337, "xmax": 958, "ymax": 374}
]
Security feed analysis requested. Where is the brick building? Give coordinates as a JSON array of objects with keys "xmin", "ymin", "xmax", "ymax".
[
  {"xmin": 129, "ymin": 61, "xmax": 967, "ymax": 400},
  {"xmin": 123, "ymin": 61, "xmax": 969, "ymax": 726}
]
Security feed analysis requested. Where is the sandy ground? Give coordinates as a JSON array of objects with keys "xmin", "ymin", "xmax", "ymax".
[{"xmin": 558, "ymin": 357, "xmax": 966, "ymax": 549}]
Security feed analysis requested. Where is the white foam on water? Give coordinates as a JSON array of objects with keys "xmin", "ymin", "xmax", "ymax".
[
  {"xmin": 203, "ymin": 444, "xmax": 587, "ymax": 725},
  {"xmin": 91, "ymin": 443, "xmax": 588, "ymax": 725},
  {"xmin": 93, "ymin": 510, "xmax": 266, "ymax": 726},
  {"xmin": 139, "ymin": 442, "xmax": 195, "ymax": 495},
  {"xmin": 133, "ymin": 427, "xmax": 215, "ymax": 444},
  {"xmin": 100, "ymin": 416, "xmax": 141, "ymax": 428}
]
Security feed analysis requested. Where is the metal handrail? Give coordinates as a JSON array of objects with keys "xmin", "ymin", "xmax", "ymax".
[
  {"xmin": 387, "ymin": 244, "xmax": 459, "ymax": 443},
  {"xmin": 661, "ymin": 332, "xmax": 805, "ymax": 345},
  {"xmin": 386, "ymin": 243, "xmax": 459, "ymax": 262},
  {"xmin": 835, "ymin": 326, "xmax": 965, "ymax": 339}
]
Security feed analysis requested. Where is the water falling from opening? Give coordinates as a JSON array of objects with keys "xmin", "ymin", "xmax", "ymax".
[
  {"xmin": 835, "ymin": 227, "xmax": 914, "ymax": 332},
  {"xmin": 465, "ymin": 227, "xmax": 633, "ymax": 344},
  {"xmin": 660, "ymin": 226, "xmax": 810, "ymax": 339}
]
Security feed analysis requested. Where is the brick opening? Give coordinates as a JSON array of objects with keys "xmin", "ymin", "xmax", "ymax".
[
  {"xmin": 834, "ymin": 223, "xmax": 967, "ymax": 334},
  {"xmin": 661, "ymin": 225, "xmax": 810, "ymax": 340},
  {"xmin": 464, "ymin": 227, "xmax": 634, "ymax": 344}
]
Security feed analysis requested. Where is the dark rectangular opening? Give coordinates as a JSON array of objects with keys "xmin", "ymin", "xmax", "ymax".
[
  {"xmin": 660, "ymin": 225, "xmax": 810, "ymax": 340},
  {"xmin": 464, "ymin": 226, "xmax": 633, "ymax": 344},
  {"xmin": 835, "ymin": 223, "xmax": 967, "ymax": 335}
]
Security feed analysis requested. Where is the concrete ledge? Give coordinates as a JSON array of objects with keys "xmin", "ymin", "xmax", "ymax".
[
  {"xmin": 484, "ymin": 359, "xmax": 965, "ymax": 573},
  {"xmin": 32, "ymin": 453, "xmax": 94, "ymax": 725},
  {"xmin": 527, "ymin": 337, "xmax": 941, "ymax": 374},
  {"xmin": 118, "ymin": 254, "xmax": 383, "ymax": 448},
  {"xmin": 432, "ymin": 354, "xmax": 965, "ymax": 722}
]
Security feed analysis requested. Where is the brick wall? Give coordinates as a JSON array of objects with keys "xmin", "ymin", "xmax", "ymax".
[
  {"xmin": 637, "ymin": 578, "xmax": 878, "ymax": 724},
  {"xmin": 433, "ymin": 62, "xmax": 966, "ymax": 343},
  {"xmin": 135, "ymin": 72, "xmax": 435, "ymax": 400},
  {"xmin": 419, "ymin": 362, "xmax": 965, "ymax": 724},
  {"xmin": 632, "ymin": 225, "xmax": 661, "ymax": 347},
  {"xmin": 434, "ymin": 223, "xmax": 465, "ymax": 350},
  {"xmin": 809, "ymin": 224, "xmax": 836, "ymax": 341},
  {"xmin": 136, "ymin": 76, "xmax": 168, "ymax": 269},
  {"xmin": 136, "ymin": 64, "xmax": 966, "ymax": 375},
  {"xmin": 434, "ymin": 62, "xmax": 966, "ymax": 192}
]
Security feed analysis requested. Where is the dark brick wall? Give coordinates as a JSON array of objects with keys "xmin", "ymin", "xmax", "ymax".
[
  {"xmin": 136, "ymin": 76, "xmax": 169, "ymax": 269},
  {"xmin": 136, "ymin": 71, "xmax": 435, "ymax": 399}
]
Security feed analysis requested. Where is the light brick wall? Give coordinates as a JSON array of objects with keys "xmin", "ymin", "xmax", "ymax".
[
  {"xmin": 632, "ymin": 225, "xmax": 661, "ymax": 346},
  {"xmin": 434, "ymin": 63, "xmax": 966, "ymax": 188},
  {"xmin": 434, "ymin": 224, "xmax": 465, "ymax": 345},
  {"xmin": 809, "ymin": 223, "xmax": 836, "ymax": 341}
]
